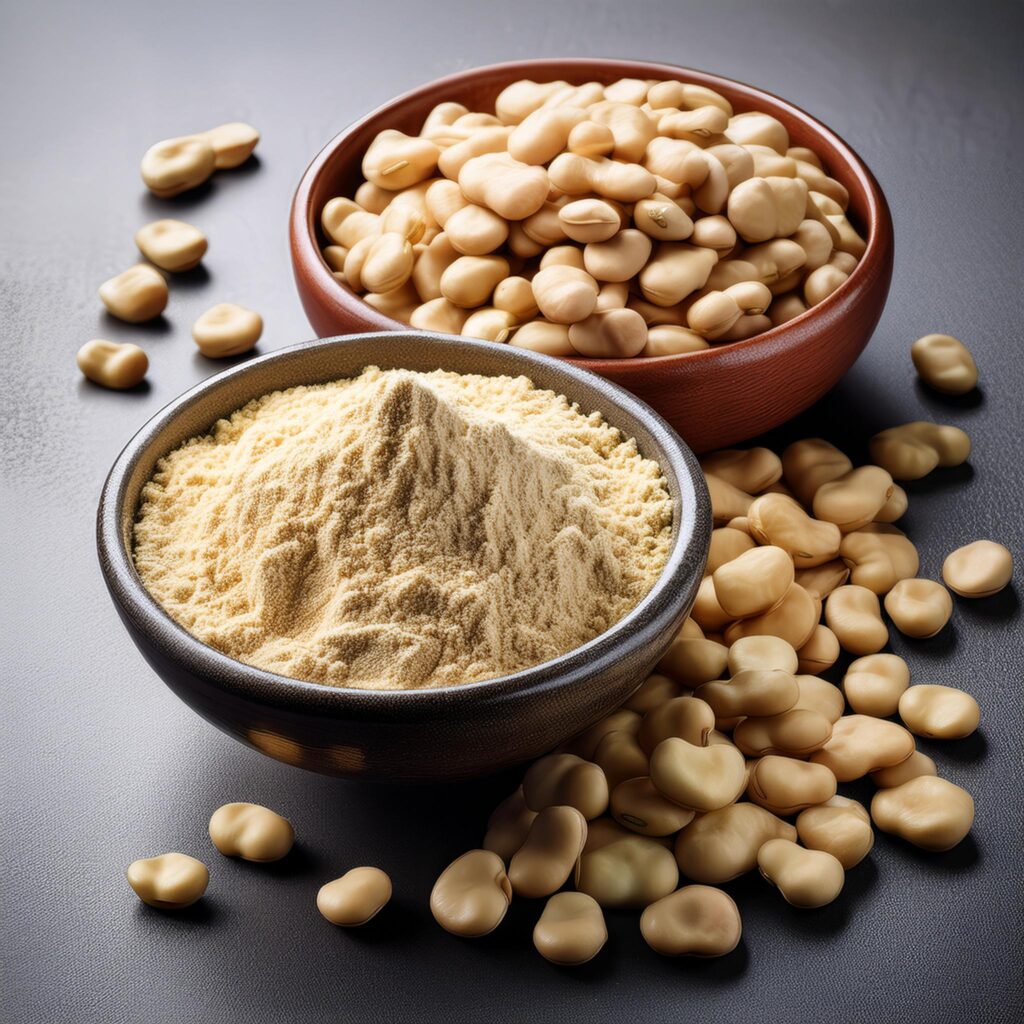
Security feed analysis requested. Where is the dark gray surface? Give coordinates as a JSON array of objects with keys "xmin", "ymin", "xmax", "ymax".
[{"xmin": 1, "ymin": 2, "xmax": 1022, "ymax": 1022}]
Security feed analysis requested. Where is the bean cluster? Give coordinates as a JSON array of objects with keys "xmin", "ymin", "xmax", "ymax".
[{"xmin": 321, "ymin": 77, "xmax": 867, "ymax": 357}]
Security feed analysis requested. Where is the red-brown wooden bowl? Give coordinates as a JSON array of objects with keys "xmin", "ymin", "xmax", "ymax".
[{"xmin": 290, "ymin": 58, "xmax": 893, "ymax": 453}]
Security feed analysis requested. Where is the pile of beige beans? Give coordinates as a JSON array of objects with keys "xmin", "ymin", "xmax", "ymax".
[
  {"xmin": 320, "ymin": 77, "xmax": 866, "ymax": 357},
  {"xmin": 76, "ymin": 124, "xmax": 263, "ymax": 390}
]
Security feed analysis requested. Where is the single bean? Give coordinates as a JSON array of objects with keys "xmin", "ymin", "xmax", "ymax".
[
  {"xmin": 842, "ymin": 652, "xmax": 910, "ymax": 718},
  {"xmin": 354, "ymin": 181, "xmax": 394, "ymax": 214},
  {"xmin": 650, "ymin": 737, "xmax": 746, "ymax": 812},
  {"xmin": 192, "ymin": 303, "xmax": 263, "ymax": 358},
  {"xmin": 884, "ymin": 578, "xmax": 953, "ymax": 638},
  {"xmin": 135, "ymin": 219, "xmax": 207, "ymax": 272},
  {"xmin": 364, "ymin": 281, "xmax": 420, "ymax": 321},
  {"xmin": 911, "ymin": 333, "xmax": 978, "ymax": 395},
  {"xmin": 411, "ymin": 232, "xmax": 459, "ymax": 301},
  {"xmin": 757, "ymin": 839, "xmax": 845, "ymax": 908},
  {"xmin": 899, "ymin": 685, "xmax": 980, "ymax": 740},
  {"xmin": 656, "ymin": 637, "xmax": 729, "ymax": 687},
  {"xmin": 870, "ymin": 776, "xmax": 974, "ymax": 851},
  {"xmin": 322, "ymin": 245, "xmax": 348, "ymax": 272},
  {"xmin": 641, "ymin": 885, "xmax": 742, "ymax": 958},
  {"xmin": 583, "ymin": 229, "xmax": 652, "ymax": 282},
  {"xmin": 494, "ymin": 79, "xmax": 571, "ymax": 125},
  {"xmin": 140, "ymin": 136, "xmax": 216, "ymax": 197},
  {"xmin": 379, "ymin": 204, "xmax": 427, "ymax": 244},
  {"xmin": 638, "ymin": 696, "xmax": 715, "ymax": 754},
  {"xmin": 791, "ymin": 673, "xmax": 845, "ymax": 723},
  {"xmin": 576, "ymin": 825, "xmax": 678, "ymax": 909},
  {"xmin": 493, "ymin": 276, "xmax": 539, "ymax": 319},
  {"xmin": 705, "ymin": 526, "xmax": 757, "ymax": 575},
  {"xmin": 701, "ymin": 447, "xmax": 782, "ymax": 494},
  {"xmin": 363, "ymin": 129, "xmax": 440, "ymax": 189},
  {"xmin": 781, "ymin": 438, "xmax": 853, "ymax": 505},
  {"xmin": 127, "ymin": 852, "xmax": 208, "ymax": 910},
  {"xmin": 588, "ymin": 100, "xmax": 657, "ymax": 162},
  {"xmin": 839, "ymin": 523, "xmax": 920, "ymax": 594},
  {"xmin": 611, "ymin": 777, "xmax": 696, "ymax": 836},
  {"xmin": 796, "ymin": 796, "xmax": 874, "ymax": 869},
  {"xmin": 769, "ymin": 293, "xmax": 809, "ymax": 327},
  {"xmin": 723, "ymin": 583, "xmax": 819, "ymax": 650},
  {"xmin": 727, "ymin": 176, "xmax": 808, "ymax": 243},
  {"xmin": 633, "ymin": 193, "xmax": 695, "ymax": 242},
  {"xmin": 658, "ymin": 105, "xmax": 731, "ymax": 144},
  {"xmin": 705, "ymin": 473, "xmax": 755, "ymax": 525},
  {"xmin": 483, "ymin": 787, "xmax": 538, "ymax": 861},
  {"xmin": 825, "ymin": 585, "xmax": 889, "ymax": 654},
  {"xmin": 567, "ymin": 119, "xmax": 616, "ymax": 157},
  {"xmin": 547, "ymin": 152, "xmax": 657, "ymax": 202},
  {"xmin": 813, "ymin": 466, "xmax": 894, "ymax": 532},
  {"xmin": 810, "ymin": 714, "xmax": 915, "ymax": 781},
  {"xmin": 77, "ymin": 340, "xmax": 147, "ymax": 390},
  {"xmin": 726, "ymin": 111, "xmax": 788, "ymax": 152},
  {"xmin": 804, "ymin": 263, "xmax": 849, "ymax": 306},
  {"xmin": 459, "ymin": 152, "xmax": 548, "ymax": 219},
  {"xmin": 361, "ymin": 232, "xmax": 415, "ymax": 293},
  {"xmin": 696, "ymin": 668, "xmax": 799, "ymax": 719},
  {"xmin": 727, "ymin": 635, "xmax": 798, "ymax": 675},
  {"xmin": 522, "ymin": 201, "xmax": 570, "ymax": 247},
  {"xmin": 508, "ymin": 106, "xmax": 585, "ymax": 165},
  {"xmin": 439, "ymin": 255, "xmax": 509, "ymax": 308},
  {"xmin": 746, "ymin": 755, "xmax": 837, "ymax": 816},
  {"xmin": 942, "ymin": 540, "xmax": 1013, "ymax": 598},
  {"xmin": 747, "ymin": 493, "xmax": 841, "ymax": 567},
  {"xmin": 539, "ymin": 245, "xmax": 586, "ymax": 270},
  {"xmin": 593, "ymin": 729, "xmax": 650, "ymax": 790},
  {"xmin": 197, "ymin": 121, "xmax": 259, "ymax": 169},
  {"xmin": 673, "ymin": 803, "xmax": 796, "ymax": 883},
  {"xmin": 533, "ymin": 892, "xmax": 607, "ymax": 966},
  {"xmin": 568, "ymin": 308, "xmax": 647, "ymax": 358},
  {"xmin": 869, "ymin": 421, "xmax": 971, "ymax": 480},
  {"xmin": 689, "ymin": 576, "xmax": 734, "ymax": 632},
  {"xmin": 713, "ymin": 545, "xmax": 794, "ymax": 618},
  {"xmin": 558, "ymin": 198, "xmax": 622, "ymax": 243},
  {"xmin": 789, "ymin": 218, "xmax": 834, "ymax": 270},
  {"xmin": 430, "ymin": 850, "xmax": 512, "ymax": 937},
  {"xmin": 98, "ymin": 264, "xmax": 168, "ymax": 323},
  {"xmin": 208, "ymin": 802, "xmax": 293, "ymax": 861},
  {"xmin": 733, "ymin": 708, "xmax": 833, "ymax": 758},
  {"xmin": 648, "ymin": 80, "xmax": 733, "ymax": 117},
  {"xmin": 531, "ymin": 264, "xmax": 599, "ymax": 324},
  {"xmin": 461, "ymin": 307, "xmax": 517, "ymax": 342},
  {"xmin": 322, "ymin": 202, "xmax": 379, "ymax": 248},
  {"xmin": 796, "ymin": 625, "xmax": 841, "ymax": 674},
  {"xmin": 509, "ymin": 319, "xmax": 574, "ymax": 355},
  {"xmin": 642, "ymin": 324, "xmax": 709, "ymax": 355},
  {"xmin": 508, "ymin": 806, "xmax": 588, "ymax": 898},
  {"xmin": 793, "ymin": 560, "xmax": 850, "ymax": 600},
  {"xmin": 317, "ymin": 867, "xmax": 392, "ymax": 926},
  {"xmin": 409, "ymin": 297, "xmax": 468, "ymax": 334},
  {"xmin": 869, "ymin": 750, "xmax": 937, "ymax": 789},
  {"xmin": 522, "ymin": 753, "xmax": 609, "ymax": 820}
]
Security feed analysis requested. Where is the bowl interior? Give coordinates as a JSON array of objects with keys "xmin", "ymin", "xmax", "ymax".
[
  {"xmin": 102, "ymin": 331, "xmax": 710, "ymax": 712},
  {"xmin": 300, "ymin": 58, "xmax": 877, "ymax": 332}
]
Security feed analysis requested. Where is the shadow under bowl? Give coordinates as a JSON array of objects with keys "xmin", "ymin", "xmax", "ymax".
[
  {"xmin": 289, "ymin": 57, "xmax": 894, "ymax": 454},
  {"xmin": 97, "ymin": 332, "xmax": 711, "ymax": 782}
]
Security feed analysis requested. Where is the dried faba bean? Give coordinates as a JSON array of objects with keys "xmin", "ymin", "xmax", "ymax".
[
  {"xmin": 884, "ymin": 578, "xmax": 953, "ymax": 638},
  {"xmin": 461, "ymin": 307, "xmax": 516, "ymax": 342},
  {"xmin": 812, "ymin": 466, "xmax": 894, "ymax": 532},
  {"xmin": 135, "ymin": 219, "xmax": 207, "ymax": 272},
  {"xmin": 562, "ymin": 708, "xmax": 641, "ymax": 760},
  {"xmin": 649, "ymin": 737, "xmax": 747, "ymax": 811},
  {"xmin": 869, "ymin": 422, "xmax": 971, "ymax": 480},
  {"xmin": 781, "ymin": 438, "xmax": 853, "ymax": 506},
  {"xmin": 796, "ymin": 796, "xmax": 874, "ymax": 869},
  {"xmin": 77, "ymin": 340, "xmax": 148, "ymax": 390},
  {"xmin": 458, "ymin": 153, "xmax": 549, "ymax": 220},
  {"xmin": 673, "ymin": 803, "xmax": 796, "ymax": 883},
  {"xmin": 99, "ymin": 264, "xmax": 168, "ymax": 323},
  {"xmin": 810, "ymin": 714, "xmax": 915, "ymax": 781},
  {"xmin": 746, "ymin": 755, "xmax": 837, "ymax": 816},
  {"xmin": 700, "ymin": 447, "xmax": 782, "ymax": 493},
  {"xmin": 623, "ymin": 673, "xmax": 683, "ymax": 716},
  {"xmin": 611, "ymin": 777, "xmax": 696, "ymax": 836},
  {"xmin": 722, "ymin": 583, "xmax": 819, "ymax": 651},
  {"xmin": 641, "ymin": 885, "xmax": 742, "ymax": 958},
  {"xmin": 747, "ymin": 493, "xmax": 841, "ymax": 568},
  {"xmin": 363, "ymin": 130, "xmax": 439, "ymax": 189},
  {"xmin": 484, "ymin": 788, "xmax": 538, "ymax": 861},
  {"xmin": 796, "ymin": 624, "xmax": 840, "ymax": 674},
  {"xmin": 410, "ymin": 297, "xmax": 469, "ymax": 334},
  {"xmin": 548, "ymin": 152, "xmax": 656, "ymax": 202},
  {"xmin": 583, "ymin": 229, "xmax": 652, "ymax": 282},
  {"xmin": 439, "ymin": 255, "xmax": 509, "ymax": 309},
  {"xmin": 869, "ymin": 750, "xmax": 938, "ymax": 789},
  {"xmin": 727, "ymin": 176, "xmax": 807, "ymax": 243},
  {"xmin": 942, "ymin": 540, "xmax": 1013, "ymax": 598},
  {"xmin": 576, "ymin": 824, "xmax": 678, "ymax": 908},
  {"xmin": 733, "ymin": 709, "xmax": 833, "ymax": 758},
  {"xmin": 825, "ymin": 585, "xmax": 889, "ymax": 654},
  {"xmin": 899, "ymin": 685, "xmax": 980, "ymax": 740},
  {"xmin": 638, "ymin": 696, "xmax": 715, "ymax": 754},
  {"xmin": 656, "ymin": 636, "xmax": 729, "ymax": 686},
  {"xmin": 568, "ymin": 308, "xmax": 648, "ymax": 358},
  {"xmin": 757, "ymin": 839, "xmax": 845, "ymax": 909},
  {"xmin": 361, "ymin": 233, "xmax": 415, "ymax": 293},
  {"xmin": 593, "ymin": 730, "xmax": 650, "ymax": 790},
  {"xmin": 804, "ymin": 263, "xmax": 849, "ymax": 306},
  {"xmin": 140, "ymin": 136, "xmax": 216, "ymax": 197},
  {"xmin": 531, "ymin": 264, "xmax": 599, "ymax": 323},
  {"xmin": 840, "ymin": 524, "xmax": 920, "ymax": 594},
  {"xmin": 712, "ymin": 545, "xmax": 794, "ymax": 618},
  {"xmin": 639, "ymin": 242, "xmax": 718, "ymax": 306},
  {"xmin": 533, "ymin": 892, "xmax": 607, "ymax": 965},
  {"xmin": 706, "ymin": 527, "xmax": 757, "ymax": 574},
  {"xmin": 842, "ymin": 653, "xmax": 910, "ymax": 717},
  {"xmin": 633, "ymin": 194, "xmax": 694, "ymax": 241},
  {"xmin": 911, "ymin": 333, "xmax": 978, "ymax": 395},
  {"xmin": 794, "ymin": 560, "xmax": 850, "ymax": 600},
  {"xmin": 791, "ymin": 674, "xmax": 845, "ymax": 723},
  {"xmin": 127, "ymin": 852, "xmax": 208, "ymax": 910},
  {"xmin": 509, "ymin": 320, "xmax": 574, "ymax": 356},
  {"xmin": 696, "ymin": 669, "xmax": 799, "ymax": 719},
  {"xmin": 642, "ymin": 324, "xmax": 709, "ymax": 355},
  {"xmin": 522, "ymin": 753, "xmax": 609, "ymax": 820},
  {"xmin": 197, "ymin": 121, "xmax": 259, "ymax": 169},
  {"xmin": 209, "ymin": 802, "xmax": 294, "ymax": 861},
  {"xmin": 870, "ymin": 776, "xmax": 974, "ymax": 851},
  {"xmin": 317, "ymin": 867, "xmax": 392, "ymax": 926},
  {"xmin": 689, "ymin": 281, "xmax": 773, "ymax": 340},
  {"xmin": 508, "ymin": 106, "xmax": 585, "ymax": 165},
  {"xmin": 192, "ymin": 303, "xmax": 263, "ymax": 358},
  {"xmin": 705, "ymin": 473, "xmax": 755, "ymax": 525},
  {"xmin": 508, "ymin": 806, "xmax": 587, "ymax": 898},
  {"xmin": 558, "ymin": 198, "xmax": 622, "ymax": 243},
  {"xmin": 567, "ymin": 120, "xmax": 615, "ymax": 157},
  {"xmin": 430, "ymin": 850, "xmax": 512, "ymax": 937}
]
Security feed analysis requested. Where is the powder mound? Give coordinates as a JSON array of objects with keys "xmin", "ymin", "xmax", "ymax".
[{"xmin": 133, "ymin": 368, "xmax": 673, "ymax": 690}]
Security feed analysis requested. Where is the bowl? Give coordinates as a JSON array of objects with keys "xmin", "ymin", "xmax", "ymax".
[
  {"xmin": 97, "ymin": 332, "xmax": 711, "ymax": 782},
  {"xmin": 289, "ymin": 58, "xmax": 894, "ymax": 454}
]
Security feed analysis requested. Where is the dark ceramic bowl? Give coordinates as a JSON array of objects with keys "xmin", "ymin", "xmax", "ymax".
[
  {"xmin": 97, "ymin": 332, "xmax": 711, "ymax": 782},
  {"xmin": 289, "ymin": 57, "xmax": 894, "ymax": 453}
]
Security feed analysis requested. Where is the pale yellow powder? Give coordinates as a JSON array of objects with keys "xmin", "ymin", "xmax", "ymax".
[{"xmin": 133, "ymin": 367, "xmax": 673, "ymax": 690}]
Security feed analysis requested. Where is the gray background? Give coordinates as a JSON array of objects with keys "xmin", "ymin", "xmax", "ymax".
[{"xmin": 2, "ymin": 1, "xmax": 1022, "ymax": 1022}]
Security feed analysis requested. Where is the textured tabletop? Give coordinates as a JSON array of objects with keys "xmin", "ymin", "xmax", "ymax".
[{"xmin": 1, "ymin": 2, "xmax": 1022, "ymax": 1022}]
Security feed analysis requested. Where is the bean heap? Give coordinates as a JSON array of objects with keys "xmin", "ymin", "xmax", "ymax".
[
  {"xmin": 428, "ymin": 414, "xmax": 1011, "ymax": 963},
  {"xmin": 320, "ymin": 77, "xmax": 866, "ymax": 356}
]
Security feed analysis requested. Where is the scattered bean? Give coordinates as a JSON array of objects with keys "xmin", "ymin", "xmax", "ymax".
[
  {"xmin": 757, "ymin": 839, "xmax": 845, "ymax": 908},
  {"xmin": 810, "ymin": 715, "xmax": 915, "ymax": 781},
  {"xmin": 99, "ymin": 264, "xmax": 168, "ymax": 323},
  {"xmin": 317, "ymin": 867, "xmax": 392, "ymax": 926},
  {"xmin": 576, "ymin": 824, "xmax": 679, "ymax": 908},
  {"xmin": 127, "ymin": 852, "xmax": 208, "ymax": 910},
  {"xmin": 522, "ymin": 753, "xmax": 609, "ymax": 820},
  {"xmin": 192, "ymin": 303, "xmax": 263, "ymax": 358},
  {"xmin": 611, "ymin": 777, "xmax": 696, "ymax": 836},
  {"xmin": 77, "ymin": 340, "xmax": 148, "ymax": 390},
  {"xmin": 942, "ymin": 540, "xmax": 1013, "ymax": 598},
  {"xmin": 842, "ymin": 653, "xmax": 910, "ymax": 717},
  {"xmin": 140, "ymin": 136, "xmax": 216, "ymax": 197},
  {"xmin": 825, "ymin": 585, "xmax": 889, "ymax": 654},
  {"xmin": 641, "ymin": 885, "xmax": 742, "ymax": 957},
  {"xmin": 870, "ymin": 776, "xmax": 974, "ymax": 851},
  {"xmin": 509, "ymin": 806, "xmax": 588, "ymax": 898},
  {"xmin": 197, "ymin": 121, "xmax": 259, "ymax": 169},
  {"xmin": 135, "ymin": 219, "xmax": 207, "ymax": 272},
  {"xmin": 533, "ymin": 892, "xmax": 607, "ymax": 965},
  {"xmin": 899, "ymin": 685, "xmax": 980, "ymax": 740},
  {"xmin": 884, "ymin": 578, "xmax": 953, "ymax": 638},
  {"xmin": 430, "ymin": 850, "xmax": 512, "ymax": 937},
  {"xmin": 746, "ymin": 755, "xmax": 837, "ymax": 816},
  {"xmin": 796, "ymin": 796, "xmax": 874, "ymax": 869},
  {"xmin": 208, "ymin": 802, "xmax": 294, "ymax": 862},
  {"xmin": 911, "ymin": 333, "xmax": 978, "ymax": 395}
]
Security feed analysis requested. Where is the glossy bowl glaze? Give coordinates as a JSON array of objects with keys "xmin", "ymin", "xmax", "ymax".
[
  {"xmin": 290, "ymin": 58, "xmax": 894, "ymax": 454},
  {"xmin": 97, "ymin": 332, "xmax": 711, "ymax": 782}
]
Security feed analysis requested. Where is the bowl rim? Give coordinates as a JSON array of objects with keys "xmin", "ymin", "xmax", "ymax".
[
  {"xmin": 96, "ymin": 331, "xmax": 710, "ymax": 718},
  {"xmin": 289, "ymin": 56, "xmax": 891, "ymax": 375}
]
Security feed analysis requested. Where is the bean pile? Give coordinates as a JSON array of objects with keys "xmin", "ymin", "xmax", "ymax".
[{"xmin": 321, "ymin": 77, "xmax": 866, "ymax": 356}]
